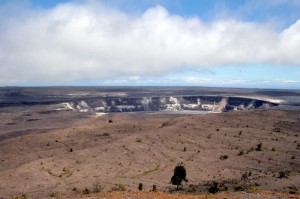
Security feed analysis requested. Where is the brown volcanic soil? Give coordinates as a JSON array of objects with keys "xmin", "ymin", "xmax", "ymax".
[{"xmin": 0, "ymin": 105, "xmax": 299, "ymax": 198}]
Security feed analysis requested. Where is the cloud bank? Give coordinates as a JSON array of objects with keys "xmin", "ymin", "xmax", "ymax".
[{"xmin": 0, "ymin": 1, "xmax": 299, "ymax": 85}]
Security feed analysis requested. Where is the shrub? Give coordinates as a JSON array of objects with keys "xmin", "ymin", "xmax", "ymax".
[
  {"xmin": 152, "ymin": 184, "xmax": 157, "ymax": 192},
  {"xmin": 138, "ymin": 183, "xmax": 143, "ymax": 191},
  {"xmin": 220, "ymin": 155, "xmax": 228, "ymax": 160},
  {"xmin": 113, "ymin": 183, "xmax": 126, "ymax": 191},
  {"xmin": 187, "ymin": 184, "xmax": 196, "ymax": 193},
  {"xmin": 13, "ymin": 194, "xmax": 28, "ymax": 199},
  {"xmin": 278, "ymin": 169, "xmax": 291, "ymax": 178},
  {"xmin": 49, "ymin": 192, "xmax": 60, "ymax": 198},
  {"xmin": 238, "ymin": 150, "xmax": 244, "ymax": 156},
  {"xmin": 82, "ymin": 188, "xmax": 90, "ymax": 194},
  {"xmin": 208, "ymin": 181, "xmax": 220, "ymax": 193},
  {"xmin": 93, "ymin": 182, "xmax": 103, "ymax": 193},
  {"xmin": 291, "ymin": 156, "xmax": 295, "ymax": 159},
  {"xmin": 271, "ymin": 147, "xmax": 275, "ymax": 151},
  {"xmin": 288, "ymin": 185, "xmax": 299, "ymax": 194},
  {"xmin": 255, "ymin": 143, "xmax": 262, "ymax": 151},
  {"xmin": 100, "ymin": 133, "xmax": 110, "ymax": 136},
  {"xmin": 241, "ymin": 172, "xmax": 252, "ymax": 180},
  {"xmin": 21, "ymin": 194, "xmax": 28, "ymax": 199},
  {"xmin": 234, "ymin": 183, "xmax": 258, "ymax": 193}
]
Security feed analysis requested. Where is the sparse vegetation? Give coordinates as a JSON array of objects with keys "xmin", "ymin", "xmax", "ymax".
[
  {"xmin": 99, "ymin": 132, "xmax": 110, "ymax": 136},
  {"xmin": 288, "ymin": 185, "xmax": 299, "ymax": 194},
  {"xmin": 12, "ymin": 194, "xmax": 28, "ymax": 199},
  {"xmin": 241, "ymin": 172, "xmax": 252, "ymax": 180},
  {"xmin": 206, "ymin": 180, "xmax": 231, "ymax": 194},
  {"xmin": 49, "ymin": 192, "xmax": 61, "ymax": 198},
  {"xmin": 112, "ymin": 183, "xmax": 126, "ymax": 191},
  {"xmin": 82, "ymin": 188, "xmax": 91, "ymax": 195},
  {"xmin": 2, "ymin": 102, "xmax": 300, "ymax": 198},
  {"xmin": 234, "ymin": 183, "xmax": 258, "ymax": 193},
  {"xmin": 60, "ymin": 167, "xmax": 72, "ymax": 177},
  {"xmin": 278, "ymin": 169, "xmax": 291, "ymax": 178},
  {"xmin": 208, "ymin": 181, "xmax": 220, "ymax": 193},
  {"xmin": 187, "ymin": 184, "xmax": 196, "ymax": 193}
]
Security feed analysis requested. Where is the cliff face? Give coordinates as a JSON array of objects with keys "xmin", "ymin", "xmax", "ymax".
[
  {"xmin": 59, "ymin": 96, "xmax": 277, "ymax": 113},
  {"xmin": 1, "ymin": 87, "xmax": 284, "ymax": 112}
]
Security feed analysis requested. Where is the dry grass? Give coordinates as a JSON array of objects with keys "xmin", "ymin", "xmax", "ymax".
[{"xmin": 83, "ymin": 190, "xmax": 300, "ymax": 199}]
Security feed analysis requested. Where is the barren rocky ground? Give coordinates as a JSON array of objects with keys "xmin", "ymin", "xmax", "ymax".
[{"xmin": 0, "ymin": 105, "xmax": 299, "ymax": 198}]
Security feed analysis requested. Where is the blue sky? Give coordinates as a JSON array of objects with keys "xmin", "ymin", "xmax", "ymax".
[{"xmin": 0, "ymin": 0, "xmax": 300, "ymax": 88}]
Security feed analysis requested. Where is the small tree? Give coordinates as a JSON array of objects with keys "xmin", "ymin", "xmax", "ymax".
[{"xmin": 171, "ymin": 164, "xmax": 187, "ymax": 190}]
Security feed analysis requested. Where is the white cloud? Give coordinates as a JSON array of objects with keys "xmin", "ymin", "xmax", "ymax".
[{"xmin": 0, "ymin": 1, "xmax": 299, "ymax": 85}]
